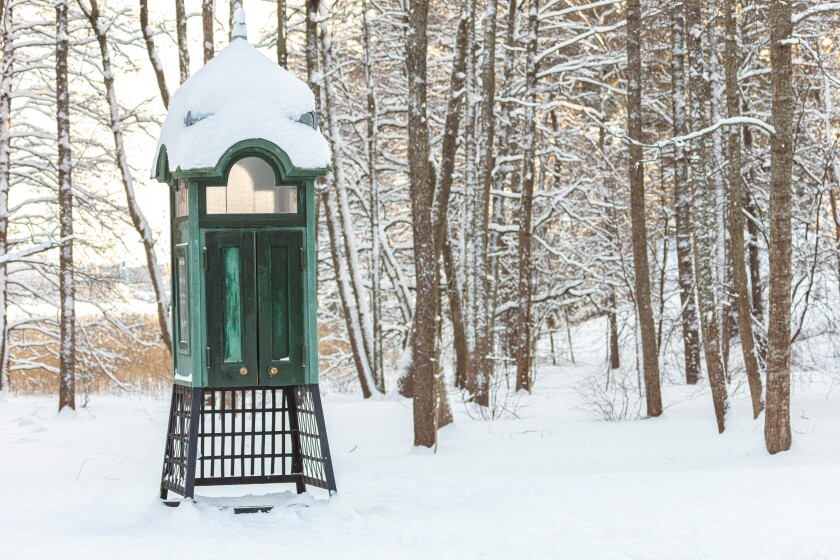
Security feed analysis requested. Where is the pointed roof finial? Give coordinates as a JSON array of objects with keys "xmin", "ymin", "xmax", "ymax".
[{"xmin": 232, "ymin": 4, "xmax": 247, "ymax": 41}]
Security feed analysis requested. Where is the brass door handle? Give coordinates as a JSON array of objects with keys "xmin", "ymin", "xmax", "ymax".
[
  {"xmin": 239, "ymin": 367, "xmax": 248, "ymax": 376},
  {"xmin": 268, "ymin": 366, "xmax": 279, "ymax": 377}
]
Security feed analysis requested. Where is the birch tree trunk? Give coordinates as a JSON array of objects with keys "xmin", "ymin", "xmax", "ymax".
[
  {"xmin": 303, "ymin": 0, "xmax": 375, "ymax": 398},
  {"xmin": 80, "ymin": 0, "xmax": 173, "ymax": 355},
  {"xmin": 175, "ymin": 0, "xmax": 190, "ymax": 83},
  {"xmin": 317, "ymin": 3, "xmax": 379, "ymax": 395},
  {"xmin": 765, "ymin": 0, "xmax": 793, "ymax": 454},
  {"xmin": 57, "ymin": 0, "xmax": 75, "ymax": 411},
  {"xmin": 406, "ymin": 0, "xmax": 436, "ymax": 447},
  {"xmin": 687, "ymin": 0, "xmax": 728, "ymax": 433},
  {"xmin": 670, "ymin": 0, "xmax": 702, "ymax": 385},
  {"xmin": 515, "ymin": 0, "xmax": 538, "ymax": 393},
  {"xmin": 202, "ymin": 0, "xmax": 215, "ymax": 63},
  {"xmin": 706, "ymin": 0, "xmax": 729, "ymax": 368},
  {"xmin": 139, "ymin": 0, "xmax": 169, "ymax": 109},
  {"xmin": 0, "ymin": 0, "xmax": 11, "ymax": 394},
  {"xmin": 362, "ymin": 0, "xmax": 384, "ymax": 393},
  {"xmin": 626, "ymin": 0, "xmax": 662, "ymax": 417},
  {"xmin": 276, "ymin": 0, "xmax": 287, "ymax": 67},
  {"xmin": 724, "ymin": 0, "xmax": 763, "ymax": 419}
]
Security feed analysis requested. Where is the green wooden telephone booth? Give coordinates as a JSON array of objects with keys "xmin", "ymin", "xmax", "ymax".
[{"xmin": 154, "ymin": 12, "xmax": 336, "ymax": 506}]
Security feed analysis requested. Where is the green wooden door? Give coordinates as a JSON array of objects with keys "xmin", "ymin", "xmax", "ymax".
[
  {"xmin": 206, "ymin": 230, "xmax": 304, "ymax": 387},
  {"xmin": 206, "ymin": 231, "xmax": 259, "ymax": 387},
  {"xmin": 257, "ymin": 230, "xmax": 304, "ymax": 386}
]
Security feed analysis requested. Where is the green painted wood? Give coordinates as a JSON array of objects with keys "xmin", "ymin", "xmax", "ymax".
[
  {"xmin": 222, "ymin": 247, "xmax": 243, "ymax": 362},
  {"xmin": 257, "ymin": 230, "xmax": 304, "ymax": 386},
  {"xmin": 153, "ymin": 139, "xmax": 329, "ymax": 184},
  {"xmin": 188, "ymin": 182, "xmax": 206, "ymax": 387},
  {"xmin": 205, "ymin": 230, "xmax": 258, "ymax": 387},
  {"xmin": 163, "ymin": 144, "xmax": 327, "ymax": 390},
  {"xmin": 304, "ymin": 180, "xmax": 319, "ymax": 385}
]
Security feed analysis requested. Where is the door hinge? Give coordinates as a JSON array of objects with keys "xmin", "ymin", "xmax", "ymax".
[
  {"xmin": 301, "ymin": 344, "xmax": 306, "ymax": 368},
  {"xmin": 203, "ymin": 247, "xmax": 208, "ymax": 270},
  {"xmin": 300, "ymin": 246, "xmax": 305, "ymax": 271},
  {"xmin": 206, "ymin": 346, "xmax": 210, "ymax": 369}
]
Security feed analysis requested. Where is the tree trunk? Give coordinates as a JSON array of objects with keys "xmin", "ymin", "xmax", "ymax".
[
  {"xmin": 362, "ymin": 0, "xmax": 384, "ymax": 393},
  {"xmin": 687, "ymin": 0, "xmax": 728, "ymax": 433},
  {"xmin": 626, "ymin": 0, "xmax": 662, "ymax": 417},
  {"xmin": 473, "ymin": 0, "xmax": 498, "ymax": 407},
  {"xmin": 202, "ymin": 0, "xmax": 214, "ymax": 63},
  {"xmin": 139, "ymin": 0, "xmax": 169, "ymax": 109},
  {"xmin": 57, "ymin": 0, "xmax": 75, "ymax": 412},
  {"xmin": 406, "ymin": 0, "xmax": 436, "ymax": 447},
  {"xmin": 322, "ymin": 189, "xmax": 373, "ymax": 398},
  {"xmin": 724, "ymin": 0, "xmax": 763, "ymax": 419},
  {"xmin": 608, "ymin": 291, "xmax": 620, "ymax": 369},
  {"xmin": 317, "ymin": 2, "xmax": 378, "ymax": 395},
  {"xmin": 670, "ymin": 0, "xmax": 701, "ymax": 385},
  {"xmin": 229, "ymin": 1, "xmax": 238, "ymax": 41},
  {"xmin": 765, "ymin": 0, "xmax": 793, "ymax": 454},
  {"xmin": 0, "ymin": 0, "xmax": 11, "ymax": 394},
  {"xmin": 81, "ymin": 0, "xmax": 173, "ymax": 356},
  {"xmin": 433, "ymin": 0, "xmax": 470, "ymax": 392},
  {"xmin": 175, "ymin": 0, "xmax": 190, "ymax": 83},
  {"xmin": 303, "ymin": 0, "xmax": 375, "ymax": 398},
  {"xmin": 515, "ymin": 0, "xmax": 538, "ymax": 393},
  {"xmin": 276, "ymin": 0, "xmax": 287, "ymax": 67}
]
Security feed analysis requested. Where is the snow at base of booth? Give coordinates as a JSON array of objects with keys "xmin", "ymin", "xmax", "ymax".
[{"xmin": 2, "ymin": 318, "xmax": 839, "ymax": 559}]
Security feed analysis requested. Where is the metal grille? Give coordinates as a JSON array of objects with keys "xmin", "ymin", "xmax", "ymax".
[
  {"xmin": 160, "ymin": 384, "xmax": 197, "ymax": 498},
  {"xmin": 160, "ymin": 384, "xmax": 335, "ymax": 500},
  {"xmin": 295, "ymin": 386, "xmax": 332, "ymax": 487}
]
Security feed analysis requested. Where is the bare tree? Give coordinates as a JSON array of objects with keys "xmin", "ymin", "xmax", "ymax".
[
  {"xmin": 626, "ymin": 0, "xmax": 661, "ymax": 417},
  {"xmin": 724, "ymin": 0, "xmax": 763, "ymax": 419},
  {"xmin": 139, "ymin": 0, "xmax": 169, "ymax": 108},
  {"xmin": 515, "ymin": 0, "xmax": 538, "ymax": 393},
  {"xmin": 406, "ymin": 0, "xmax": 436, "ymax": 447},
  {"xmin": 175, "ymin": 0, "xmax": 189, "ymax": 83},
  {"xmin": 56, "ymin": 0, "xmax": 75, "ymax": 411},
  {"xmin": 473, "ymin": 0, "xmax": 498, "ymax": 407},
  {"xmin": 765, "ymin": 0, "xmax": 793, "ymax": 454},
  {"xmin": 0, "ymin": 0, "xmax": 12, "ymax": 393},
  {"xmin": 670, "ymin": 0, "xmax": 701, "ymax": 386},
  {"xmin": 432, "ymin": 0, "xmax": 470, "ymax": 392},
  {"xmin": 203, "ymin": 0, "xmax": 214, "ymax": 63},
  {"xmin": 78, "ymin": 0, "xmax": 173, "ymax": 355},
  {"xmin": 686, "ymin": 0, "xmax": 728, "ymax": 433},
  {"xmin": 276, "ymin": 0, "xmax": 286, "ymax": 67}
]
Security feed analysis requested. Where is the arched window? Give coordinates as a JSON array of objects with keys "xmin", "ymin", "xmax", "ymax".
[{"xmin": 206, "ymin": 156, "xmax": 297, "ymax": 214}]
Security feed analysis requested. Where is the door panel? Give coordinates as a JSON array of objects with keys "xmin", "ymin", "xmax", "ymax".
[
  {"xmin": 257, "ymin": 230, "xmax": 304, "ymax": 386},
  {"xmin": 206, "ymin": 231, "xmax": 258, "ymax": 387}
]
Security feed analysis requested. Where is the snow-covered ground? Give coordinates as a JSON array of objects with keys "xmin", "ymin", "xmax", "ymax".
[{"xmin": 3, "ymin": 320, "xmax": 840, "ymax": 559}]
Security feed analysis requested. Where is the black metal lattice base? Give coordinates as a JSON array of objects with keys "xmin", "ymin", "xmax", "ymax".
[{"xmin": 160, "ymin": 384, "xmax": 336, "ymax": 502}]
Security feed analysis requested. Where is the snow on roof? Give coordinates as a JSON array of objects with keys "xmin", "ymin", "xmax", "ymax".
[{"xmin": 153, "ymin": 32, "xmax": 330, "ymax": 176}]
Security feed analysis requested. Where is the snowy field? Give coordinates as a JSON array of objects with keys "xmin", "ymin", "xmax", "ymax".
[{"xmin": 3, "ymin": 324, "xmax": 840, "ymax": 560}]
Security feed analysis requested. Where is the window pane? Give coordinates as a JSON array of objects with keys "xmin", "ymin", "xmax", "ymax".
[
  {"xmin": 175, "ymin": 181, "xmax": 189, "ymax": 217},
  {"xmin": 206, "ymin": 186, "xmax": 227, "ymax": 213},
  {"xmin": 177, "ymin": 254, "xmax": 188, "ymax": 346},
  {"xmin": 222, "ymin": 247, "xmax": 242, "ymax": 362},
  {"xmin": 205, "ymin": 157, "xmax": 298, "ymax": 214},
  {"xmin": 277, "ymin": 185, "xmax": 297, "ymax": 213}
]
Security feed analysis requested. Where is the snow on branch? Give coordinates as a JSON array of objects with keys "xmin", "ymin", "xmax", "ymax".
[
  {"xmin": 652, "ymin": 117, "xmax": 775, "ymax": 148},
  {"xmin": 606, "ymin": 117, "xmax": 775, "ymax": 150},
  {"xmin": 0, "ymin": 238, "xmax": 65, "ymax": 265},
  {"xmin": 792, "ymin": 3, "xmax": 840, "ymax": 25}
]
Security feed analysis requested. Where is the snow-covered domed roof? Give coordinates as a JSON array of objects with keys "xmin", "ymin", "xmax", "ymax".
[{"xmin": 153, "ymin": 13, "xmax": 330, "ymax": 177}]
